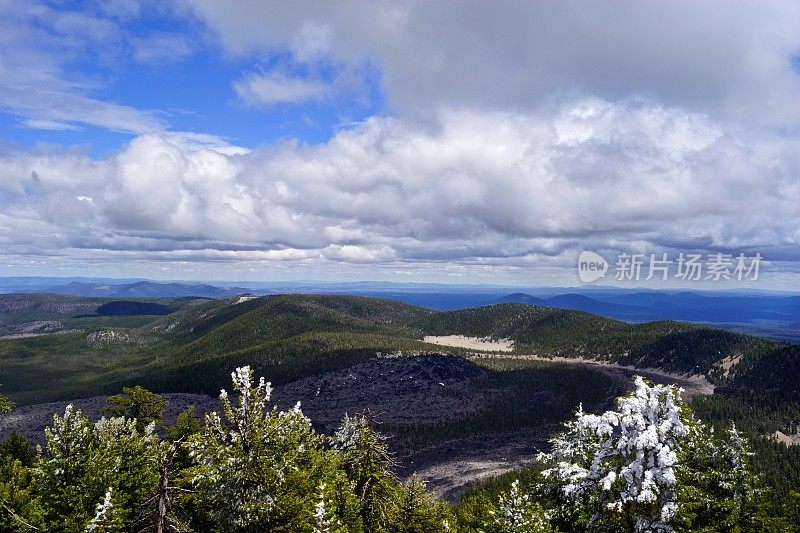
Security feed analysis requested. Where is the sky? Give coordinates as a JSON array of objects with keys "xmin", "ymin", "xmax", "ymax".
[{"xmin": 0, "ymin": 0, "xmax": 799, "ymax": 288}]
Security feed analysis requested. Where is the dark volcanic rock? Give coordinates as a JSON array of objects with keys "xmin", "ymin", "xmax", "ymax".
[
  {"xmin": 272, "ymin": 354, "xmax": 488, "ymax": 432},
  {"xmin": 0, "ymin": 394, "xmax": 218, "ymax": 446}
]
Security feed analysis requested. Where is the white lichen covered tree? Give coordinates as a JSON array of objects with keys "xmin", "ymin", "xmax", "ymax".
[
  {"xmin": 493, "ymin": 479, "xmax": 552, "ymax": 532},
  {"xmin": 330, "ymin": 413, "xmax": 397, "ymax": 530},
  {"xmin": 35, "ymin": 405, "xmax": 160, "ymax": 532},
  {"xmin": 6, "ymin": 368, "xmax": 768, "ymax": 532},
  {"xmin": 186, "ymin": 366, "xmax": 336, "ymax": 531},
  {"xmin": 312, "ymin": 482, "xmax": 352, "ymax": 533},
  {"xmin": 542, "ymin": 376, "xmax": 687, "ymax": 532}
]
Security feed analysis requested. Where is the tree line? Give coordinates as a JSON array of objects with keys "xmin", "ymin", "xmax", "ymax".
[{"xmin": 0, "ymin": 373, "xmax": 791, "ymax": 532}]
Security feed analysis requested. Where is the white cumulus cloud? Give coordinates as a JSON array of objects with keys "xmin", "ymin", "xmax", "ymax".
[{"xmin": 0, "ymin": 100, "xmax": 798, "ymax": 281}]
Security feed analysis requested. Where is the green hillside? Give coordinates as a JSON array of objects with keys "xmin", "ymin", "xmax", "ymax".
[
  {"xmin": 417, "ymin": 304, "xmax": 785, "ymax": 385},
  {"xmin": 4, "ymin": 292, "xmax": 800, "ymax": 521},
  {"xmin": 0, "ymin": 293, "xmax": 206, "ymax": 335},
  {"xmin": 111, "ymin": 295, "xmax": 434, "ymax": 395},
  {"xmin": 0, "ymin": 293, "xmax": 798, "ymax": 405}
]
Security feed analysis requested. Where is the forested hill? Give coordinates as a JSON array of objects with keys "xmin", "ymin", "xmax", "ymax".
[
  {"xmin": 1, "ymin": 293, "xmax": 799, "ymax": 404},
  {"xmin": 422, "ymin": 304, "xmax": 800, "ymax": 402},
  {"xmin": 420, "ymin": 304, "xmax": 790, "ymax": 384},
  {"xmin": 111, "ymin": 295, "xmax": 800, "ymax": 402}
]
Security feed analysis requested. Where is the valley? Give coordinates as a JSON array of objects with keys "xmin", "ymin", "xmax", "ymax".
[
  {"xmin": 2, "ymin": 291, "xmax": 800, "ymax": 521},
  {"xmin": 0, "ymin": 350, "xmax": 697, "ymax": 501}
]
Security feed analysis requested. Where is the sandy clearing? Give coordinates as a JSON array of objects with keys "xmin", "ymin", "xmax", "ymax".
[
  {"xmin": 771, "ymin": 430, "xmax": 800, "ymax": 446},
  {"xmin": 772, "ymin": 431, "xmax": 795, "ymax": 446},
  {"xmin": 419, "ymin": 337, "xmax": 713, "ymax": 398},
  {"xmin": 423, "ymin": 335, "xmax": 514, "ymax": 352},
  {"xmin": 719, "ymin": 353, "xmax": 743, "ymax": 378}
]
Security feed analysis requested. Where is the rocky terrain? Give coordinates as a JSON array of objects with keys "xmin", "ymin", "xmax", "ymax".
[
  {"xmin": 1, "ymin": 354, "xmax": 636, "ymax": 499},
  {"xmin": 12, "ymin": 320, "xmax": 63, "ymax": 334},
  {"xmin": 0, "ymin": 393, "xmax": 217, "ymax": 446},
  {"xmin": 1, "ymin": 355, "xmax": 487, "ymax": 445},
  {"xmin": 86, "ymin": 328, "xmax": 155, "ymax": 347},
  {"xmin": 272, "ymin": 354, "xmax": 489, "ymax": 431},
  {"xmin": 2, "ymin": 351, "xmax": 715, "ymax": 499}
]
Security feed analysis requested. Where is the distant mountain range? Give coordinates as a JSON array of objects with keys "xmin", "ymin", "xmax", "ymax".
[
  {"xmin": 0, "ymin": 277, "xmax": 797, "ymax": 342},
  {"xmin": 491, "ymin": 291, "xmax": 800, "ymax": 323},
  {"xmin": 489, "ymin": 292, "xmax": 800, "ymax": 343},
  {"xmin": 7, "ymin": 280, "xmax": 252, "ymax": 298}
]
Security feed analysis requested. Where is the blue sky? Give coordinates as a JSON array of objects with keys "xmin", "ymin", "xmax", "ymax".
[
  {"xmin": 0, "ymin": 1, "xmax": 799, "ymax": 288},
  {"xmin": 0, "ymin": 2, "xmax": 383, "ymax": 154}
]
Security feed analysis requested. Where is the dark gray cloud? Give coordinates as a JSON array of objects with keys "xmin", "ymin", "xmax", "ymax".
[{"xmin": 186, "ymin": 0, "xmax": 800, "ymax": 126}]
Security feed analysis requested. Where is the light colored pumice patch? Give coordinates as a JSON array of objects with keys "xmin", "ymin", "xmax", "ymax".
[{"xmin": 423, "ymin": 335, "xmax": 514, "ymax": 352}]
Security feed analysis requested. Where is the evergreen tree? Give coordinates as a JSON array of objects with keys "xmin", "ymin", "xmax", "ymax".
[
  {"xmin": 135, "ymin": 442, "xmax": 189, "ymax": 533},
  {"xmin": 0, "ymin": 432, "xmax": 34, "ymax": 467},
  {"xmin": 386, "ymin": 477, "xmax": 453, "ymax": 533},
  {"xmin": 166, "ymin": 405, "xmax": 203, "ymax": 471},
  {"xmin": 491, "ymin": 479, "xmax": 552, "ymax": 532},
  {"xmin": 166, "ymin": 405, "xmax": 202, "ymax": 442},
  {"xmin": 331, "ymin": 413, "xmax": 397, "ymax": 530},
  {"xmin": 3, "ymin": 368, "xmax": 789, "ymax": 532},
  {"xmin": 35, "ymin": 405, "xmax": 160, "ymax": 532},
  {"xmin": 0, "ymin": 457, "xmax": 42, "ymax": 532},
  {"xmin": 86, "ymin": 488, "xmax": 123, "ymax": 532},
  {"xmin": 541, "ymin": 376, "xmax": 688, "ymax": 531},
  {"xmin": 186, "ymin": 366, "xmax": 341, "ymax": 531},
  {"xmin": 321, "ymin": 472, "xmax": 365, "ymax": 533},
  {"xmin": 676, "ymin": 422, "xmax": 777, "ymax": 531},
  {"xmin": 782, "ymin": 491, "xmax": 800, "ymax": 526},
  {"xmin": 536, "ymin": 376, "xmax": 779, "ymax": 532},
  {"xmin": 0, "ymin": 389, "xmax": 12, "ymax": 415},
  {"xmin": 105, "ymin": 386, "xmax": 168, "ymax": 432},
  {"xmin": 312, "ymin": 482, "xmax": 353, "ymax": 533}
]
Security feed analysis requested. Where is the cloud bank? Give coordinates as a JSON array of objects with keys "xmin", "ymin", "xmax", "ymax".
[
  {"xmin": 0, "ymin": 1, "xmax": 799, "ymax": 283},
  {"xmin": 1, "ymin": 99, "xmax": 798, "ymax": 280},
  {"xmin": 187, "ymin": 0, "xmax": 800, "ymax": 126}
]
